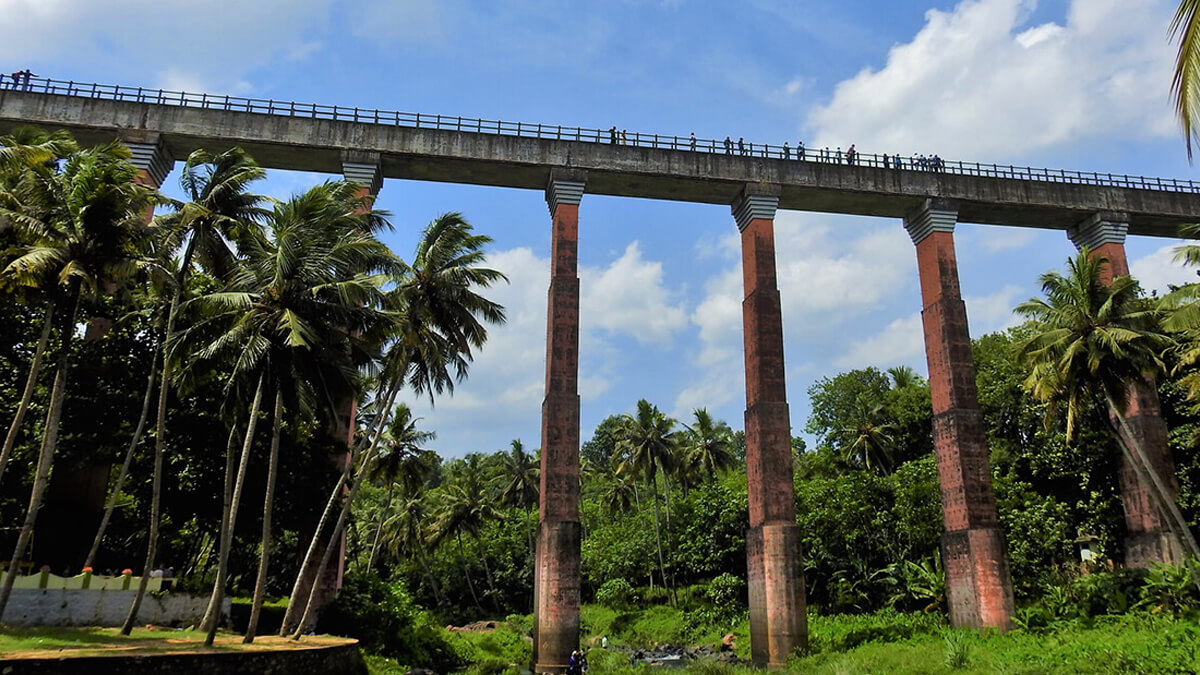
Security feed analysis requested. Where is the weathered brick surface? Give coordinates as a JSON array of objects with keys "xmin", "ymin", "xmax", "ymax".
[
  {"xmin": 913, "ymin": 229, "xmax": 1013, "ymax": 630},
  {"xmin": 533, "ymin": 194, "xmax": 583, "ymax": 674},
  {"xmin": 1083, "ymin": 241, "xmax": 1183, "ymax": 566},
  {"xmin": 738, "ymin": 209, "xmax": 806, "ymax": 665},
  {"xmin": 533, "ymin": 521, "xmax": 581, "ymax": 674}
]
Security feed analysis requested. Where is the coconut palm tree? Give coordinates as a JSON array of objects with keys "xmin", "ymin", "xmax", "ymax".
[
  {"xmin": 120, "ymin": 147, "xmax": 271, "ymax": 635},
  {"xmin": 886, "ymin": 365, "xmax": 922, "ymax": 390},
  {"xmin": 681, "ymin": 408, "xmax": 737, "ymax": 482},
  {"xmin": 383, "ymin": 495, "xmax": 444, "ymax": 604},
  {"xmin": 837, "ymin": 399, "xmax": 898, "ymax": 476},
  {"xmin": 431, "ymin": 477, "xmax": 502, "ymax": 612},
  {"xmin": 0, "ymin": 128, "xmax": 78, "ymax": 488},
  {"xmin": 0, "ymin": 142, "xmax": 161, "ymax": 620},
  {"xmin": 283, "ymin": 213, "xmax": 507, "ymax": 638},
  {"xmin": 496, "ymin": 438, "xmax": 539, "ymax": 558},
  {"xmin": 1016, "ymin": 250, "xmax": 1200, "ymax": 573},
  {"xmin": 363, "ymin": 405, "xmax": 437, "ymax": 575},
  {"xmin": 185, "ymin": 180, "xmax": 400, "ymax": 642},
  {"xmin": 1172, "ymin": 1, "xmax": 1200, "ymax": 159},
  {"xmin": 616, "ymin": 399, "xmax": 680, "ymax": 604}
]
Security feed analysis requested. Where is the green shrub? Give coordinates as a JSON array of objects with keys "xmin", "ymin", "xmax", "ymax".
[
  {"xmin": 595, "ymin": 578, "xmax": 637, "ymax": 609},
  {"xmin": 230, "ymin": 597, "xmax": 288, "ymax": 635},
  {"xmin": 317, "ymin": 573, "xmax": 462, "ymax": 673}
]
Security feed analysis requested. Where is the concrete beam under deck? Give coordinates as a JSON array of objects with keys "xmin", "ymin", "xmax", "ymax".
[{"xmin": 2, "ymin": 90, "xmax": 1197, "ymax": 236}]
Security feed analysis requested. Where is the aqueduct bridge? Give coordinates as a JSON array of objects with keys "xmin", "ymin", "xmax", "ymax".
[{"xmin": 3, "ymin": 79, "xmax": 1199, "ymax": 671}]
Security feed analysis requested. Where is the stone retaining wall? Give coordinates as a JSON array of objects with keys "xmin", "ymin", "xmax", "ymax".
[{"xmin": 3, "ymin": 589, "xmax": 227, "ymax": 627}]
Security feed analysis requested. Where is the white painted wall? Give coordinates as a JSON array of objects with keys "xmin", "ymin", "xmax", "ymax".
[{"xmin": 4, "ymin": 589, "xmax": 229, "ymax": 627}]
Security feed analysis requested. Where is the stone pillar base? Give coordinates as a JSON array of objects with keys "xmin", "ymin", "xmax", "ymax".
[
  {"xmin": 747, "ymin": 523, "xmax": 807, "ymax": 668},
  {"xmin": 1125, "ymin": 531, "xmax": 1183, "ymax": 568},
  {"xmin": 533, "ymin": 520, "xmax": 581, "ymax": 674},
  {"xmin": 942, "ymin": 527, "xmax": 1014, "ymax": 630}
]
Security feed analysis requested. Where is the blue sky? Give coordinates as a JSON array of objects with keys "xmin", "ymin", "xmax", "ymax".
[{"xmin": 4, "ymin": 0, "xmax": 1197, "ymax": 456}]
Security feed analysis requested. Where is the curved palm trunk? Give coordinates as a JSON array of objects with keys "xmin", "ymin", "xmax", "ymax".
[
  {"xmin": 200, "ymin": 422, "xmax": 242, "ymax": 635},
  {"xmin": 477, "ymin": 536, "xmax": 500, "ymax": 614},
  {"xmin": 364, "ymin": 484, "xmax": 394, "ymax": 576},
  {"xmin": 415, "ymin": 543, "xmax": 444, "ymax": 606},
  {"xmin": 0, "ymin": 301, "xmax": 55, "ymax": 488},
  {"xmin": 122, "ymin": 243, "xmax": 198, "ymax": 635},
  {"xmin": 1103, "ymin": 393, "xmax": 1200, "ymax": 590},
  {"xmin": 84, "ymin": 342, "xmax": 158, "ymax": 570},
  {"xmin": 204, "ymin": 374, "xmax": 265, "ymax": 646},
  {"xmin": 278, "ymin": 456, "xmax": 351, "ymax": 635},
  {"xmin": 660, "ymin": 470, "xmax": 678, "ymax": 607},
  {"xmin": 456, "ymin": 532, "xmax": 483, "ymax": 611},
  {"xmin": 244, "ymin": 386, "xmax": 284, "ymax": 643},
  {"xmin": 282, "ymin": 384, "xmax": 397, "ymax": 636},
  {"xmin": 0, "ymin": 292, "xmax": 79, "ymax": 621},
  {"xmin": 647, "ymin": 475, "xmax": 671, "ymax": 606}
]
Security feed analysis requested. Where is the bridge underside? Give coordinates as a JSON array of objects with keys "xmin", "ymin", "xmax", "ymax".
[{"xmin": 1, "ymin": 90, "xmax": 1196, "ymax": 237}]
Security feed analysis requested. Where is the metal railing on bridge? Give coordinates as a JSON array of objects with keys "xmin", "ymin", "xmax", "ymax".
[{"xmin": 4, "ymin": 75, "xmax": 1198, "ymax": 195}]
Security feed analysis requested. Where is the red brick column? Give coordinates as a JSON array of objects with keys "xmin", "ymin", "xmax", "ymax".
[
  {"xmin": 904, "ymin": 199, "xmax": 1013, "ymax": 630},
  {"xmin": 533, "ymin": 170, "xmax": 585, "ymax": 674},
  {"xmin": 37, "ymin": 136, "xmax": 175, "ymax": 569},
  {"xmin": 1067, "ymin": 214, "xmax": 1183, "ymax": 566},
  {"xmin": 734, "ymin": 185, "xmax": 806, "ymax": 667},
  {"xmin": 293, "ymin": 154, "xmax": 384, "ymax": 621}
]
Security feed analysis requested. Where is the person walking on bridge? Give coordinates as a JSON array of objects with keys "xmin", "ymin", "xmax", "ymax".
[
  {"xmin": 798, "ymin": 140, "xmax": 805, "ymax": 160},
  {"xmin": 737, "ymin": 137, "xmax": 745, "ymax": 155},
  {"xmin": 783, "ymin": 142, "xmax": 790, "ymax": 160},
  {"xmin": 724, "ymin": 136, "xmax": 733, "ymax": 154},
  {"xmin": 609, "ymin": 126, "xmax": 618, "ymax": 144},
  {"xmin": 20, "ymin": 70, "xmax": 36, "ymax": 90},
  {"xmin": 690, "ymin": 132, "xmax": 696, "ymax": 150}
]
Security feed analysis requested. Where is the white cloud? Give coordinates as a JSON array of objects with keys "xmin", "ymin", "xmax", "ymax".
[
  {"xmin": 0, "ymin": 0, "xmax": 334, "ymax": 93},
  {"xmin": 1131, "ymin": 242, "xmax": 1197, "ymax": 295},
  {"xmin": 580, "ymin": 241, "xmax": 688, "ymax": 346},
  {"xmin": 972, "ymin": 227, "xmax": 1038, "ymax": 252},
  {"xmin": 964, "ymin": 284, "xmax": 1024, "ymax": 335},
  {"xmin": 835, "ymin": 313, "xmax": 925, "ymax": 369},
  {"xmin": 832, "ymin": 284, "xmax": 1022, "ymax": 370},
  {"xmin": 806, "ymin": 0, "xmax": 1174, "ymax": 159}
]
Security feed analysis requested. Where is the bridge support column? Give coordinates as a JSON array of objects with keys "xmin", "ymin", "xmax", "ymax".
[
  {"xmin": 734, "ymin": 185, "xmax": 806, "ymax": 668},
  {"xmin": 1067, "ymin": 214, "xmax": 1183, "ymax": 567},
  {"xmin": 292, "ymin": 153, "xmax": 384, "ymax": 627},
  {"xmin": 904, "ymin": 199, "xmax": 1013, "ymax": 631},
  {"xmin": 533, "ymin": 170, "xmax": 585, "ymax": 675}
]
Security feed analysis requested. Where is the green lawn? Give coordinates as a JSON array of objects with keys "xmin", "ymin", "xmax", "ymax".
[
  {"xmin": 361, "ymin": 611, "xmax": 1200, "ymax": 675},
  {"xmin": 0, "ymin": 626, "xmax": 353, "ymax": 658}
]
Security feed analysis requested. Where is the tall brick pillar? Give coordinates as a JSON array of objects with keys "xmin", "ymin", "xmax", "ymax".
[
  {"xmin": 1066, "ymin": 213, "xmax": 1183, "ymax": 566},
  {"xmin": 734, "ymin": 185, "xmax": 807, "ymax": 667},
  {"xmin": 904, "ymin": 199, "xmax": 1013, "ymax": 630},
  {"xmin": 36, "ymin": 135, "xmax": 175, "ymax": 570},
  {"xmin": 293, "ymin": 153, "xmax": 384, "ymax": 621},
  {"xmin": 533, "ymin": 170, "xmax": 585, "ymax": 675}
]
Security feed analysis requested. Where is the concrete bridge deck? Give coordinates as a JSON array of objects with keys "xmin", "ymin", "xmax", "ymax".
[{"xmin": 1, "ymin": 78, "xmax": 1198, "ymax": 236}]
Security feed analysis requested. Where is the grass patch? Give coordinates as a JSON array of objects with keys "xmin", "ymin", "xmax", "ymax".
[{"xmin": 0, "ymin": 626, "xmax": 353, "ymax": 659}]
